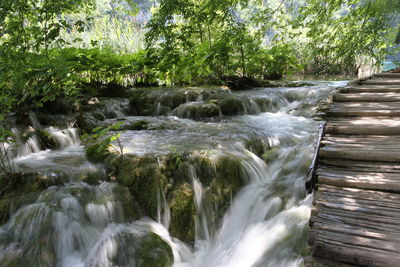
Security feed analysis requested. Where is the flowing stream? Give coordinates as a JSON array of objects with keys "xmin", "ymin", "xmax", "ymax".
[{"xmin": 0, "ymin": 81, "xmax": 347, "ymax": 267}]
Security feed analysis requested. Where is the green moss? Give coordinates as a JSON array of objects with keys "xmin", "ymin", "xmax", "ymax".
[
  {"xmin": 245, "ymin": 137, "xmax": 269, "ymax": 157},
  {"xmin": 125, "ymin": 120, "xmax": 150, "ymax": 130},
  {"xmin": 262, "ymin": 147, "xmax": 278, "ymax": 164},
  {"xmin": 168, "ymin": 183, "xmax": 196, "ymax": 242},
  {"xmin": 36, "ymin": 129, "xmax": 57, "ymax": 149},
  {"xmin": 134, "ymin": 233, "xmax": 174, "ymax": 267},
  {"xmin": 207, "ymin": 93, "xmax": 244, "ymax": 116},
  {"xmin": 0, "ymin": 173, "xmax": 58, "ymax": 225},
  {"xmin": 85, "ymin": 143, "xmax": 111, "ymax": 162},
  {"xmin": 107, "ymin": 155, "xmax": 170, "ymax": 220},
  {"xmin": 173, "ymin": 102, "xmax": 221, "ymax": 120},
  {"xmin": 93, "ymin": 112, "xmax": 106, "ymax": 121},
  {"xmin": 112, "ymin": 185, "xmax": 141, "ymax": 221}
]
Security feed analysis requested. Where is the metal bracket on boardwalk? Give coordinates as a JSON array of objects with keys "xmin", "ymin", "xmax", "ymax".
[{"xmin": 305, "ymin": 121, "xmax": 326, "ymax": 193}]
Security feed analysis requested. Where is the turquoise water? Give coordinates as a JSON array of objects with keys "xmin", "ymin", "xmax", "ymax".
[{"xmin": 383, "ymin": 61, "xmax": 399, "ymax": 71}]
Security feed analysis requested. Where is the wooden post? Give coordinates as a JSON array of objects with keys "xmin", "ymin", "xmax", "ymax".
[{"xmin": 305, "ymin": 122, "xmax": 326, "ymax": 193}]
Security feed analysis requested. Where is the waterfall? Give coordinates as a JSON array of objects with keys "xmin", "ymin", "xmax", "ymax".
[
  {"xmin": 12, "ymin": 128, "xmax": 42, "ymax": 158},
  {"xmin": 0, "ymin": 81, "xmax": 347, "ymax": 267},
  {"xmin": 46, "ymin": 127, "xmax": 80, "ymax": 148}
]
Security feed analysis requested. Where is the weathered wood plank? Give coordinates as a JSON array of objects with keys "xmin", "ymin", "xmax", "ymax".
[
  {"xmin": 327, "ymin": 109, "xmax": 400, "ymax": 117},
  {"xmin": 331, "ymin": 102, "xmax": 400, "ymax": 109},
  {"xmin": 343, "ymin": 86, "xmax": 400, "ymax": 93},
  {"xmin": 313, "ymin": 234, "xmax": 400, "ymax": 266},
  {"xmin": 319, "ymin": 162, "xmax": 400, "ymax": 174},
  {"xmin": 311, "ymin": 223, "xmax": 400, "ymax": 252},
  {"xmin": 311, "ymin": 209, "xmax": 400, "ymax": 234},
  {"xmin": 363, "ymin": 80, "xmax": 400, "ymax": 85},
  {"xmin": 373, "ymin": 73, "xmax": 400, "ymax": 79},
  {"xmin": 308, "ymin": 74, "xmax": 400, "ymax": 266},
  {"xmin": 334, "ymin": 93, "xmax": 400, "ymax": 102},
  {"xmin": 325, "ymin": 125, "xmax": 400, "ymax": 135},
  {"xmin": 319, "ymin": 147, "xmax": 400, "ymax": 162}
]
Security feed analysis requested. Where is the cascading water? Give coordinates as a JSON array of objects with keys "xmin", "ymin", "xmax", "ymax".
[{"xmin": 0, "ymin": 81, "xmax": 347, "ymax": 267}]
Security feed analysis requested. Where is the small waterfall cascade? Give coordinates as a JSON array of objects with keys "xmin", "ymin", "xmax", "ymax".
[
  {"xmin": 0, "ymin": 81, "xmax": 347, "ymax": 267},
  {"xmin": 45, "ymin": 127, "xmax": 80, "ymax": 148},
  {"xmin": 12, "ymin": 128, "xmax": 42, "ymax": 157}
]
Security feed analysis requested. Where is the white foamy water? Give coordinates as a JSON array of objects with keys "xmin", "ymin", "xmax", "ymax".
[{"xmin": 0, "ymin": 81, "xmax": 346, "ymax": 266}]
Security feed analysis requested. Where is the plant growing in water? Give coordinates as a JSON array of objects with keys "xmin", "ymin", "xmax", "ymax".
[{"xmin": 81, "ymin": 122, "xmax": 125, "ymax": 160}]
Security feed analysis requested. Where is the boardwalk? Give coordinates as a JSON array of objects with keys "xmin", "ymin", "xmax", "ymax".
[{"xmin": 306, "ymin": 73, "xmax": 400, "ymax": 266}]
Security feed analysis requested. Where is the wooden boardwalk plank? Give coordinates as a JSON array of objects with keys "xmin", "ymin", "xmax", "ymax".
[
  {"xmin": 307, "ymin": 74, "xmax": 400, "ymax": 266},
  {"xmin": 334, "ymin": 93, "xmax": 400, "ymax": 102}
]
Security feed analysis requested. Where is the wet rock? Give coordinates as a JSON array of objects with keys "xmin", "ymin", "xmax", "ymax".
[
  {"xmin": 105, "ymin": 154, "xmax": 171, "ymax": 220},
  {"xmin": 223, "ymin": 76, "xmax": 262, "ymax": 91},
  {"xmin": 262, "ymin": 147, "xmax": 278, "ymax": 164},
  {"xmin": 124, "ymin": 120, "xmax": 150, "ymax": 130},
  {"xmin": 39, "ymin": 96, "xmax": 74, "ymax": 114},
  {"xmin": 105, "ymin": 152, "xmax": 248, "ymax": 242},
  {"xmin": 207, "ymin": 93, "xmax": 245, "ymax": 116},
  {"xmin": 172, "ymin": 102, "xmax": 221, "ymax": 120},
  {"xmin": 245, "ymin": 137, "xmax": 270, "ymax": 157},
  {"xmin": 168, "ymin": 183, "xmax": 195, "ymax": 242},
  {"xmin": 85, "ymin": 142, "xmax": 112, "ymax": 162},
  {"xmin": 130, "ymin": 232, "xmax": 173, "ymax": 267},
  {"xmin": 78, "ymin": 97, "xmax": 130, "ymax": 133},
  {"xmin": 129, "ymin": 87, "xmax": 229, "ymax": 116},
  {"xmin": 36, "ymin": 113, "xmax": 76, "ymax": 128},
  {"xmin": 0, "ymin": 172, "xmax": 60, "ymax": 225},
  {"xmin": 36, "ymin": 129, "xmax": 57, "ymax": 149}
]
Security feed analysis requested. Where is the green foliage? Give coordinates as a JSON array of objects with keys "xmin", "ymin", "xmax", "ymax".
[
  {"xmin": 298, "ymin": 0, "xmax": 399, "ymax": 74},
  {"xmin": 0, "ymin": 0, "xmax": 399, "ymax": 133},
  {"xmin": 145, "ymin": 0, "xmax": 298, "ymax": 84},
  {"xmin": 81, "ymin": 121, "xmax": 125, "ymax": 160}
]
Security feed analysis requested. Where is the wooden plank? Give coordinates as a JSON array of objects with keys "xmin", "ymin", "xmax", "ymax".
[
  {"xmin": 311, "ymin": 209, "xmax": 400, "ymax": 234},
  {"xmin": 319, "ymin": 147, "xmax": 400, "ymax": 162},
  {"xmin": 343, "ymin": 87, "xmax": 400, "ymax": 93},
  {"xmin": 323, "ymin": 134, "xmax": 400, "ymax": 142},
  {"xmin": 311, "ymin": 206, "xmax": 400, "ymax": 231},
  {"xmin": 334, "ymin": 93, "xmax": 400, "ymax": 102},
  {"xmin": 317, "ymin": 185, "xmax": 400, "ymax": 201},
  {"xmin": 373, "ymin": 73, "xmax": 400, "ymax": 78},
  {"xmin": 325, "ymin": 125, "xmax": 400, "ymax": 135},
  {"xmin": 331, "ymin": 102, "xmax": 400, "ymax": 109},
  {"xmin": 317, "ymin": 174, "xmax": 400, "ymax": 192},
  {"xmin": 313, "ymin": 234, "xmax": 400, "ymax": 266},
  {"xmin": 315, "ymin": 186, "xmax": 400, "ymax": 208},
  {"xmin": 311, "ymin": 223, "xmax": 400, "ymax": 249},
  {"xmin": 363, "ymin": 79, "xmax": 400, "ymax": 85},
  {"xmin": 318, "ymin": 160, "xmax": 400, "ymax": 173},
  {"xmin": 308, "ymin": 73, "xmax": 400, "ymax": 266},
  {"xmin": 327, "ymin": 109, "xmax": 400, "ymax": 117}
]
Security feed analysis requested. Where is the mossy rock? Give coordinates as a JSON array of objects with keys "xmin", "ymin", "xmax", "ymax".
[
  {"xmin": 168, "ymin": 183, "xmax": 196, "ymax": 242},
  {"xmin": 207, "ymin": 93, "xmax": 244, "ymax": 116},
  {"xmin": 77, "ymin": 113, "xmax": 100, "ymax": 133},
  {"xmin": 262, "ymin": 147, "xmax": 278, "ymax": 164},
  {"xmin": 106, "ymin": 155, "xmax": 171, "ymax": 220},
  {"xmin": 0, "ymin": 173, "xmax": 59, "ymax": 225},
  {"xmin": 245, "ymin": 137, "xmax": 270, "ymax": 157},
  {"xmin": 172, "ymin": 102, "xmax": 221, "ymax": 120},
  {"xmin": 124, "ymin": 120, "xmax": 150, "ymax": 130},
  {"xmin": 112, "ymin": 185, "xmax": 142, "ymax": 221},
  {"xmin": 36, "ymin": 129, "xmax": 57, "ymax": 149},
  {"xmin": 134, "ymin": 233, "xmax": 174, "ymax": 267},
  {"xmin": 85, "ymin": 143, "xmax": 111, "ymax": 162},
  {"xmin": 223, "ymin": 76, "xmax": 262, "ymax": 91}
]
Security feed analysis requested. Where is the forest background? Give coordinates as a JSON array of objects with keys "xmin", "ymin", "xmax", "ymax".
[{"xmin": 1, "ymin": 0, "xmax": 400, "ymax": 140}]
